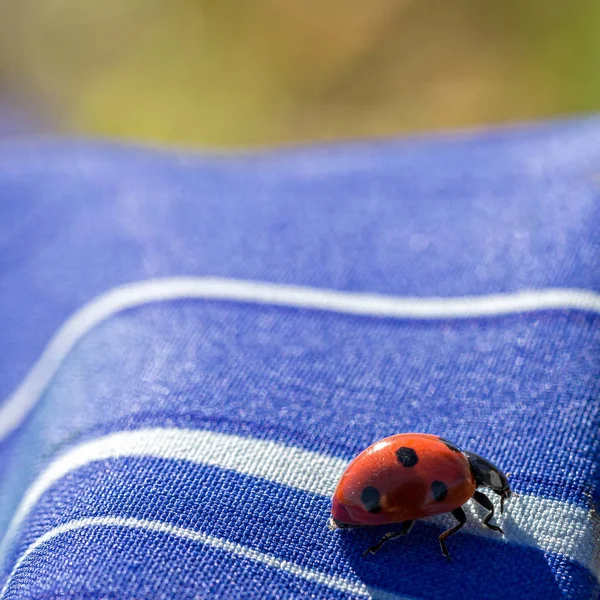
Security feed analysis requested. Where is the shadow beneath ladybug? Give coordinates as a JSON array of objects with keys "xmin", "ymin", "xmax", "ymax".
[{"xmin": 335, "ymin": 518, "xmax": 578, "ymax": 600}]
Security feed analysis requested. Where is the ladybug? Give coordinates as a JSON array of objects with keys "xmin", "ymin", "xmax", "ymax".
[{"xmin": 329, "ymin": 433, "xmax": 516, "ymax": 558}]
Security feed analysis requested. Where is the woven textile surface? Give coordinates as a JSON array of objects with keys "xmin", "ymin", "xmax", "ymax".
[{"xmin": 0, "ymin": 119, "xmax": 599, "ymax": 599}]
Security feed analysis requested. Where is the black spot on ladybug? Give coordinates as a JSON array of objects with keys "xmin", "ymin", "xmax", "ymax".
[
  {"xmin": 396, "ymin": 447, "xmax": 419, "ymax": 467},
  {"xmin": 431, "ymin": 480, "xmax": 448, "ymax": 502},
  {"xmin": 361, "ymin": 486, "xmax": 382, "ymax": 513},
  {"xmin": 440, "ymin": 437, "xmax": 462, "ymax": 453}
]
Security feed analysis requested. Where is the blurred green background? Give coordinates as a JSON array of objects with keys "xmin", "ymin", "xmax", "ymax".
[{"xmin": 1, "ymin": 0, "xmax": 600, "ymax": 147}]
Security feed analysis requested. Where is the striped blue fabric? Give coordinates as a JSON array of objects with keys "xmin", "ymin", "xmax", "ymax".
[{"xmin": 0, "ymin": 119, "xmax": 599, "ymax": 599}]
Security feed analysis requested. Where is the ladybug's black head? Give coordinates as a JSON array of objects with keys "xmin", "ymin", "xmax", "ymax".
[{"xmin": 465, "ymin": 451, "xmax": 515, "ymax": 513}]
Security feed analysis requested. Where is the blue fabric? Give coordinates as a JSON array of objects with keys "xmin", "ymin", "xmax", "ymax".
[{"xmin": 0, "ymin": 118, "xmax": 599, "ymax": 599}]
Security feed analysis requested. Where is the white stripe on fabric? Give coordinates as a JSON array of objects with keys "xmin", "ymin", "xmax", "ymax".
[
  {"xmin": 0, "ymin": 516, "xmax": 413, "ymax": 600},
  {"xmin": 1, "ymin": 277, "xmax": 600, "ymax": 443},
  {"xmin": 1, "ymin": 428, "xmax": 598, "ymax": 580}
]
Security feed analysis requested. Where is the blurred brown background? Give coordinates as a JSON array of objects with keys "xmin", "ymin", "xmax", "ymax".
[{"xmin": 1, "ymin": 0, "xmax": 599, "ymax": 147}]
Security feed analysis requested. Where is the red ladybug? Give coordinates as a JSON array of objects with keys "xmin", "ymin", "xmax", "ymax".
[{"xmin": 329, "ymin": 433, "xmax": 516, "ymax": 558}]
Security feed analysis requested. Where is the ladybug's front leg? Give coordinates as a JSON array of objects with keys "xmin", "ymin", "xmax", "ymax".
[
  {"xmin": 362, "ymin": 520, "xmax": 414, "ymax": 556},
  {"xmin": 472, "ymin": 491, "xmax": 504, "ymax": 535}
]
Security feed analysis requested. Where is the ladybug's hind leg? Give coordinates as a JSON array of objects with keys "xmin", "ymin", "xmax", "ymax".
[
  {"xmin": 362, "ymin": 520, "xmax": 414, "ymax": 556},
  {"xmin": 439, "ymin": 507, "xmax": 466, "ymax": 559},
  {"xmin": 472, "ymin": 491, "xmax": 504, "ymax": 535}
]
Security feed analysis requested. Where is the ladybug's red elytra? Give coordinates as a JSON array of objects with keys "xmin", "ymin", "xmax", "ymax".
[{"xmin": 329, "ymin": 433, "xmax": 516, "ymax": 559}]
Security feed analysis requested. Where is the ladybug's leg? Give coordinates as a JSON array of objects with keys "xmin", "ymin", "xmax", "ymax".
[
  {"xmin": 362, "ymin": 520, "xmax": 414, "ymax": 556},
  {"xmin": 472, "ymin": 491, "xmax": 504, "ymax": 535},
  {"xmin": 438, "ymin": 507, "xmax": 466, "ymax": 559}
]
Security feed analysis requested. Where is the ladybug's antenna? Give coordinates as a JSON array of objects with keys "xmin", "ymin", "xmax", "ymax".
[
  {"xmin": 502, "ymin": 472, "xmax": 519, "ymax": 514},
  {"xmin": 500, "ymin": 489, "xmax": 518, "ymax": 514},
  {"xmin": 582, "ymin": 490, "xmax": 596, "ymax": 516}
]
